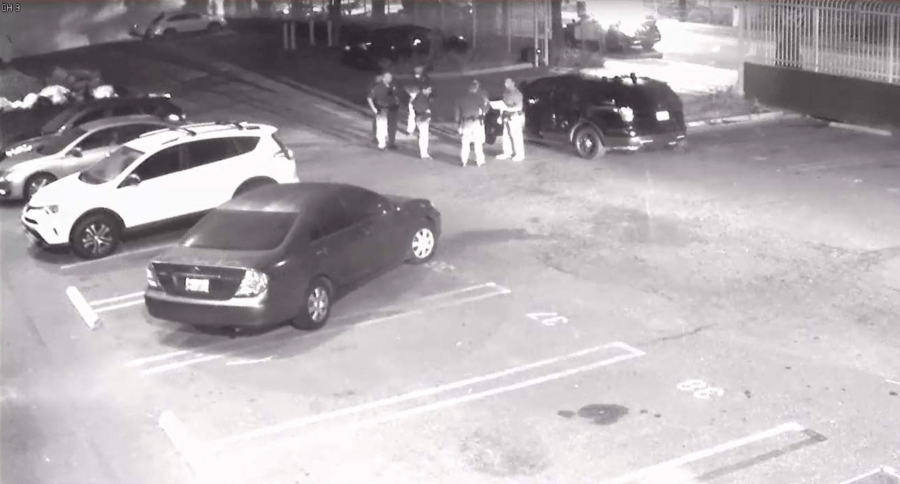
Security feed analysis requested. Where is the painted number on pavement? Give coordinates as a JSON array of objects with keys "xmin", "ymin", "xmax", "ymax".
[
  {"xmin": 526, "ymin": 312, "xmax": 569, "ymax": 327},
  {"xmin": 677, "ymin": 379, "xmax": 725, "ymax": 399},
  {"xmin": 425, "ymin": 261, "xmax": 455, "ymax": 273}
]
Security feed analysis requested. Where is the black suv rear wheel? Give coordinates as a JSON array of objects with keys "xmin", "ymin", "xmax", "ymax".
[{"xmin": 573, "ymin": 127, "xmax": 607, "ymax": 159}]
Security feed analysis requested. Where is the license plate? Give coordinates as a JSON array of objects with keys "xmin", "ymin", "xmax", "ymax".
[
  {"xmin": 656, "ymin": 111, "xmax": 670, "ymax": 121},
  {"xmin": 185, "ymin": 277, "xmax": 210, "ymax": 293}
]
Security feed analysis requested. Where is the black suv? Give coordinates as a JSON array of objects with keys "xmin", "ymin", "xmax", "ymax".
[
  {"xmin": 485, "ymin": 73, "xmax": 686, "ymax": 159},
  {"xmin": 341, "ymin": 24, "xmax": 468, "ymax": 70},
  {"xmin": 0, "ymin": 94, "xmax": 186, "ymax": 161}
]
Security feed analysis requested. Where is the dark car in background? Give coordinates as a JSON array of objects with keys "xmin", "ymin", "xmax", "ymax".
[
  {"xmin": 606, "ymin": 15, "xmax": 662, "ymax": 52},
  {"xmin": 485, "ymin": 73, "xmax": 686, "ymax": 159},
  {"xmin": 145, "ymin": 182, "xmax": 442, "ymax": 332},
  {"xmin": 1, "ymin": 93, "xmax": 185, "ymax": 162},
  {"xmin": 341, "ymin": 24, "xmax": 468, "ymax": 70}
]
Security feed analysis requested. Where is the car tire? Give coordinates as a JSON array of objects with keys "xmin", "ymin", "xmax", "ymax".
[
  {"xmin": 24, "ymin": 173, "xmax": 57, "ymax": 201},
  {"xmin": 573, "ymin": 126, "xmax": 606, "ymax": 159},
  {"xmin": 291, "ymin": 277, "xmax": 333, "ymax": 331},
  {"xmin": 69, "ymin": 213, "xmax": 122, "ymax": 260},
  {"xmin": 406, "ymin": 222, "xmax": 438, "ymax": 265},
  {"xmin": 207, "ymin": 22, "xmax": 222, "ymax": 32}
]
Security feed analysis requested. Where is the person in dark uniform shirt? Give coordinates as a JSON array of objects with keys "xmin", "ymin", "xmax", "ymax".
[
  {"xmin": 367, "ymin": 72, "xmax": 400, "ymax": 150},
  {"xmin": 455, "ymin": 80, "xmax": 487, "ymax": 167},
  {"xmin": 406, "ymin": 65, "xmax": 432, "ymax": 135},
  {"xmin": 411, "ymin": 84, "xmax": 433, "ymax": 159}
]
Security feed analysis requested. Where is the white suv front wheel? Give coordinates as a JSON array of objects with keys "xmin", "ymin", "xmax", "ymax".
[{"xmin": 70, "ymin": 213, "xmax": 122, "ymax": 260}]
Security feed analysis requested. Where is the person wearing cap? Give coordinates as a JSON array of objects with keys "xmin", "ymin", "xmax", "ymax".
[
  {"xmin": 496, "ymin": 78, "xmax": 526, "ymax": 162},
  {"xmin": 405, "ymin": 66, "xmax": 432, "ymax": 135},
  {"xmin": 411, "ymin": 84, "xmax": 433, "ymax": 159},
  {"xmin": 367, "ymin": 71, "xmax": 400, "ymax": 150},
  {"xmin": 455, "ymin": 80, "xmax": 487, "ymax": 167}
]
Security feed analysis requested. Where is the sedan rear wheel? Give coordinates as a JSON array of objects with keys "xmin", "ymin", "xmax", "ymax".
[
  {"xmin": 24, "ymin": 173, "xmax": 57, "ymax": 201},
  {"xmin": 407, "ymin": 223, "xmax": 437, "ymax": 264},
  {"xmin": 291, "ymin": 277, "xmax": 332, "ymax": 331}
]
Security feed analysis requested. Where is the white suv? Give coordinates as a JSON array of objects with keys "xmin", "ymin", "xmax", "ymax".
[{"xmin": 22, "ymin": 121, "xmax": 299, "ymax": 260}]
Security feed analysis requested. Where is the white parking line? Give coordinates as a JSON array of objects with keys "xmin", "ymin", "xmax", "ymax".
[
  {"xmin": 886, "ymin": 379, "xmax": 900, "ymax": 387},
  {"xmin": 124, "ymin": 282, "xmax": 504, "ymax": 370},
  {"xmin": 790, "ymin": 159, "xmax": 881, "ymax": 173},
  {"xmin": 66, "ymin": 286, "xmax": 100, "ymax": 330},
  {"xmin": 90, "ymin": 292, "xmax": 144, "ymax": 307},
  {"xmin": 213, "ymin": 342, "xmax": 641, "ymax": 447},
  {"xmin": 59, "ymin": 243, "xmax": 174, "ymax": 270},
  {"xmin": 95, "ymin": 299, "xmax": 144, "ymax": 314},
  {"xmin": 139, "ymin": 284, "xmax": 511, "ymax": 376},
  {"xmin": 598, "ymin": 422, "xmax": 806, "ymax": 484},
  {"xmin": 838, "ymin": 466, "xmax": 900, "ymax": 484}
]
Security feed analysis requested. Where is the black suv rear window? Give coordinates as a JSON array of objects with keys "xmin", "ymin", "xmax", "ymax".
[{"xmin": 619, "ymin": 83, "xmax": 680, "ymax": 112}]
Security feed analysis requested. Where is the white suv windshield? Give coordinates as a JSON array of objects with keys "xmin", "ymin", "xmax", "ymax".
[{"xmin": 79, "ymin": 146, "xmax": 144, "ymax": 185}]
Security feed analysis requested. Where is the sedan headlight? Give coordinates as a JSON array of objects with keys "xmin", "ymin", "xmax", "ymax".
[
  {"xmin": 38, "ymin": 205, "xmax": 60, "ymax": 215},
  {"xmin": 618, "ymin": 107, "xmax": 635, "ymax": 123},
  {"xmin": 235, "ymin": 269, "xmax": 268, "ymax": 297},
  {"xmin": 146, "ymin": 265, "xmax": 160, "ymax": 289},
  {"xmin": 5, "ymin": 143, "xmax": 33, "ymax": 157}
]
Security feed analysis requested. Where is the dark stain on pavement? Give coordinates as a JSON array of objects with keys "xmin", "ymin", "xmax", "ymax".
[
  {"xmin": 447, "ymin": 228, "xmax": 552, "ymax": 247},
  {"xmin": 591, "ymin": 206, "xmax": 697, "ymax": 247},
  {"xmin": 577, "ymin": 404, "xmax": 629, "ymax": 425},
  {"xmin": 744, "ymin": 390, "xmax": 752, "ymax": 399},
  {"xmin": 890, "ymin": 391, "xmax": 898, "ymax": 397},
  {"xmin": 557, "ymin": 410, "xmax": 575, "ymax": 419}
]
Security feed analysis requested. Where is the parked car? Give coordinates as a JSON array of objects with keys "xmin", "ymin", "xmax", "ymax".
[
  {"xmin": 1, "ymin": 93, "xmax": 185, "ymax": 162},
  {"xmin": 130, "ymin": 10, "xmax": 227, "ymax": 39},
  {"xmin": 484, "ymin": 73, "xmax": 686, "ymax": 159},
  {"xmin": 605, "ymin": 15, "xmax": 662, "ymax": 51},
  {"xmin": 144, "ymin": 182, "xmax": 441, "ymax": 332},
  {"xmin": 0, "ymin": 115, "xmax": 180, "ymax": 202},
  {"xmin": 341, "ymin": 24, "xmax": 468, "ymax": 70},
  {"xmin": 22, "ymin": 121, "xmax": 299, "ymax": 260},
  {"xmin": 656, "ymin": 0, "xmax": 715, "ymax": 24}
]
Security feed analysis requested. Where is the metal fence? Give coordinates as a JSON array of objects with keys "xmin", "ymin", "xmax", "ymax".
[{"xmin": 738, "ymin": 0, "xmax": 900, "ymax": 84}]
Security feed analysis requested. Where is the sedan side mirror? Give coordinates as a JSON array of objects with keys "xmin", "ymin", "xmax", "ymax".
[
  {"xmin": 69, "ymin": 147, "xmax": 83, "ymax": 158},
  {"xmin": 120, "ymin": 173, "xmax": 141, "ymax": 188}
]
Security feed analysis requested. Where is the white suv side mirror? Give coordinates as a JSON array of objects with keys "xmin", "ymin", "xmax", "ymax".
[{"xmin": 119, "ymin": 173, "xmax": 141, "ymax": 188}]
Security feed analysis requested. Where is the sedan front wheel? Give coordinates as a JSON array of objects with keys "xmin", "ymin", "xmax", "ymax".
[{"xmin": 407, "ymin": 223, "xmax": 437, "ymax": 264}]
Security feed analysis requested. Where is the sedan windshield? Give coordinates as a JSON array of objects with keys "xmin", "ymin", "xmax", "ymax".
[
  {"xmin": 78, "ymin": 146, "xmax": 144, "ymax": 185},
  {"xmin": 182, "ymin": 210, "xmax": 298, "ymax": 251},
  {"xmin": 33, "ymin": 128, "xmax": 86, "ymax": 155},
  {"xmin": 41, "ymin": 106, "xmax": 80, "ymax": 134}
]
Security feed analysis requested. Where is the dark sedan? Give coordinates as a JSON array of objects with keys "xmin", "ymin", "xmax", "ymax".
[
  {"xmin": 485, "ymin": 73, "xmax": 686, "ymax": 158},
  {"xmin": 145, "ymin": 182, "xmax": 442, "ymax": 332},
  {"xmin": 341, "ymin": 24, "xmax": 468, "ymax": 70},
  {"xmin": 1, "ymin": 93, "xmax": 185, "ymax": 162}
]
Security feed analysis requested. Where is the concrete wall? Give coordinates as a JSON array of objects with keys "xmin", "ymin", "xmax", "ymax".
[{"xmin": 743, "ymin": 62, "xmax": 900, "ymax": 131}]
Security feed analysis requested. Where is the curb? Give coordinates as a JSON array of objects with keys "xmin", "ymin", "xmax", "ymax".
[
  {"xmin": 827, "ymin": 121, "xmax": 893, "ymax": 137},
  {"xmin": 686, "ymin": 110, "xmax": 790, "ymax": 130}
]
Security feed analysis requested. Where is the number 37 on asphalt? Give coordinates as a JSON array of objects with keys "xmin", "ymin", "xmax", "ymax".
[{"xmin": 526, "ymin": 312, "xmax": 569, "ymax": 327}]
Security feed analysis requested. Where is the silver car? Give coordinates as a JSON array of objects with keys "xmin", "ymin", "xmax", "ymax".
[{"xmin": 0, "ymin": 115, "xmax": 179, "ymax": 202}]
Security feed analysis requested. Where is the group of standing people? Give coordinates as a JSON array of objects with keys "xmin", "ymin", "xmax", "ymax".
[{"xmin": 366, "ymin": 67, "xmax": 526, "ymax": 167}]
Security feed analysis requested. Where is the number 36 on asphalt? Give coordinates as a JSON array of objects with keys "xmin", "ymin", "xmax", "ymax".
[{"xmin": 526, "ymin": 312, "xmax": 569, "ymax": 327}]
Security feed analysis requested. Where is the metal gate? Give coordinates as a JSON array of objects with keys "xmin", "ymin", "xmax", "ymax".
[{"xmin": 738, "ymin": 0, "xmax": 900, "ymax": 84}]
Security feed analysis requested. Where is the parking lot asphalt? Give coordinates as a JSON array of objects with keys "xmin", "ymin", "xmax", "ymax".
[{"xmin": 4, "ymin": 40, "xmax": 900, "ymax": 484}]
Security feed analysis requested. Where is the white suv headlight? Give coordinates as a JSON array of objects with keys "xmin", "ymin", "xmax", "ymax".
[
  {"xmin": 5, "ymin": 143, "xmax": 33, "ymax": 157},
  {"xmin": 235, "ymin": 269, "xmax": 268, "ymax": 297},
  {"xmin": 618, "ymin": 107, "xmax": 635, "ymax": 123},
  {"xmin": 42, "ymin": 205, "xmax": 60, "ymax": 215}
]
